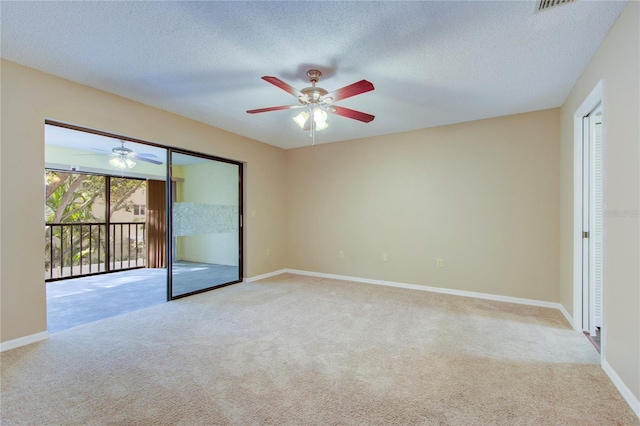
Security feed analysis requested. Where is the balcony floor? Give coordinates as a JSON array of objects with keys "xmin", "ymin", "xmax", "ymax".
[{"xmin": 46, "ymin": 261, "xmax": 239, "ymax": 333}]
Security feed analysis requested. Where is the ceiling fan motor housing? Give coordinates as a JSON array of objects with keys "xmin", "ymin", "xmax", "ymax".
[
  {"xmin": 113, "ymin": 144, "xmax": 134, "ymax": 157},
  {"xmin": 300, "ymin": 86, "xmax": 328, "ymax": 103},
  {"xmin": 306, "ymin": 69, "xmax": 322, "ymax": 83},
  {"xmin": 299, "ymin": 69, "xmax": 328, "ymax": 104}
]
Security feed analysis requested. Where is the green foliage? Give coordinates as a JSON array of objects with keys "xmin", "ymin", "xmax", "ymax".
[
  {"xmin": 44, "ymin": 171, "xmax": 147, "ymax": 276},
  {"xmin": 110, "ymin": 177, "xmax": 145, "ymax": 218},
  {"xmin": 45, "ymin": 171, "xmax": 105, "ymax": 223}
]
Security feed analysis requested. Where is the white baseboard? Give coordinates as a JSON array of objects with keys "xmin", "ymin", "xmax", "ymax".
[
  {"xmin": 0, "ymin": 331, "xmax": 49, "ymax": 352},
  {"xmin": 284, "ymin": 269, "xmax": 384, "ymax": 285},
  {"xmin": 558, "ymin": 304, "xmax": 574, "ymax": 328},
  {"xmin": 244, "ymin": 269, "xmax": 287, "ymax": 283},
  {"xmin": 602, "ymin": 359, "xmax": 640, "ymax": 419},
  {"xmin": 385, "ymin": 280, "xmax": 563, "ymax": 309},
  {"xmin": 284, "ymin": 268, "xmax": 562, "ymax": 310}
]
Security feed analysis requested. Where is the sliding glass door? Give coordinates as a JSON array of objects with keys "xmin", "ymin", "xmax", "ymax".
[
  {"xmin": 169, "ymin": 151, "xmax": 242, "ymax": 298},
  {"xmin": 44, "ymin": 121, "xmax": 244, "ymax": 332}
]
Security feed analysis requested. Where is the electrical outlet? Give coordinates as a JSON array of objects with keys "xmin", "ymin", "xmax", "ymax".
[
  {"xmin": 437, "ymin": 258, "xmax": 443, "ymax": 267},
  {"xmin": 266, "ymin": 248, "xmax": 270, "ymax": 256},
  {"xmin": 339, "ymin": 250, "xmax": 344, "ymax": 258},
  {"xmin": 383, "ymin": 253, "xmax": 388, "ymax": 262},
  {"xmin": 251, "ymin": 210, "xmax": 256, "ymax": 217}
]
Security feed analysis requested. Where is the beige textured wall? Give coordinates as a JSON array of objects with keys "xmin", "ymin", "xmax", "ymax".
[
  {"xmin": 559, "ymin": 2, "xmax": 639, "ymax": 401},
  {"xmin": 0, "ymin": 59, "xmax": 287, "ymax": 343},
  {"xmin": 286, "ymin": 109, "xmax": 560, "ymax": 302}
]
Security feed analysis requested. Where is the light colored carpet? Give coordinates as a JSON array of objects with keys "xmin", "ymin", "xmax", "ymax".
[{"xmin": 1, "ymin": 273, "xmax": 637, "ymax": 425}]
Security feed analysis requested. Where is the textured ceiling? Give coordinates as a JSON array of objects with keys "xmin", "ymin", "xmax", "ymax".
[{"xmin": 1, "ymin": 1, "xmax": 627, "ymax": 149}]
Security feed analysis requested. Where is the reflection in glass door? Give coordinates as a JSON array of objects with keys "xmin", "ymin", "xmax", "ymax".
[{"xmin": 169, "ymin": 151, "xmax": 242, "ymax": 298}]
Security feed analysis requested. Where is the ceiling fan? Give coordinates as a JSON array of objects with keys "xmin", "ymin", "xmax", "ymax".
[
  {"xmin": 93, "ymin": 140, "xmax": 163, "ymax": 170},
  {"xmin": 247, "ymin": 69, "xmax": 375, "ymax": 143}
]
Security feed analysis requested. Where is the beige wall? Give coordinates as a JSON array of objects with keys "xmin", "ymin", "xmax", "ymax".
[
  {"xmin": 560, "ymin": 2, "xmax": 639, "ymax": 401},
  {"xmin": 286, "ymin": 109, "xmax": 560, "ymax": 302},
  {"xmin": 0, "ymin": 59, "xmax": 288, "ymax": 342}
]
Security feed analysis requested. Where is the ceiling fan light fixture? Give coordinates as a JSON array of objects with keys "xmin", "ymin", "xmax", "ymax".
[
  {"xmin": 110, "ymin": 156, "xmax": 136, "ymax": 169},
  {"xmin": 314, "ymin": 120, "xmax": 328, "ymax": 131},
  {"xmin": 313, "ymin": 108, "xmax": 328, "ymax": 124},
  {"xmin": 293, "ymin": 111, "xmax": 309, "ymax": 128},
  {"xmin": 293, "ymin": 108, "xmax": 328, "ymax": 131}
]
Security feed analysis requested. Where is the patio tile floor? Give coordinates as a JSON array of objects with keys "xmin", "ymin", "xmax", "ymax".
[{"xmin": 46, "ymin": 262, "xmax": 239, "ymax": 333}]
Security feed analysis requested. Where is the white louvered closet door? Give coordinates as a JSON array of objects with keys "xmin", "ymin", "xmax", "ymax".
[{"xmin": 590, "ymin": 113, "xmax": 603, "ymax": 331}]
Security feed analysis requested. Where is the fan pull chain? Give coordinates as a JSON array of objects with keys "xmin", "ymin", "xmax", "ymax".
[{"xmin": 309, "ymin": 106, "xmax": 316, "ymax": 146}]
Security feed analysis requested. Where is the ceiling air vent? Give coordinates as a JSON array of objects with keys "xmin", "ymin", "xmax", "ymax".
[{"xmin": 536, "ymin": 0, "xmax": 575, "ymax": 13}]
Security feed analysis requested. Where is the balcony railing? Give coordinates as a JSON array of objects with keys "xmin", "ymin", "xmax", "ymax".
[{"xmin": 45, "ymin": 222, "xmax": 146, "ymax": 281}]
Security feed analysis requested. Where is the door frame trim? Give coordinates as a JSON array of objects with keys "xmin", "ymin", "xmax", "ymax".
[{"xmin": 572, "ymin": 80, "xmax": 604, "ymax": 358}]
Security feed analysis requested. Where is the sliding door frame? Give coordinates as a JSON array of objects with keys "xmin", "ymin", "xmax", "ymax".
[
  {"xmin": 45, "ymin": 120, "xmax": 245, "ymax": 302},
  {"xmin": 166, "ymin": 147, "xmax": 244, "ymax": 300}
]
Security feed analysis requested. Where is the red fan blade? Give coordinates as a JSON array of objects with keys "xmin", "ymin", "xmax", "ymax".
[
  {"xmin": 329, "ymin": 106, "xmax": 375, "ymax": 123},
  {"xmin": 246, "ymin": 105, "xmax": 302, "ymax": 114},
  {"xmin": 321, "ymin": 80, "xmax": 374, "ymax": 103},
  {"xmin": 262, "ymin": 76, "xmax": 305, "ymax": 98}
]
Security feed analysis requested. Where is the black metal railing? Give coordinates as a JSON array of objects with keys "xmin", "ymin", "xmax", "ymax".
[{"xmin": 45, "ymin": 222, "xmax": 146, "ymax": 281}]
